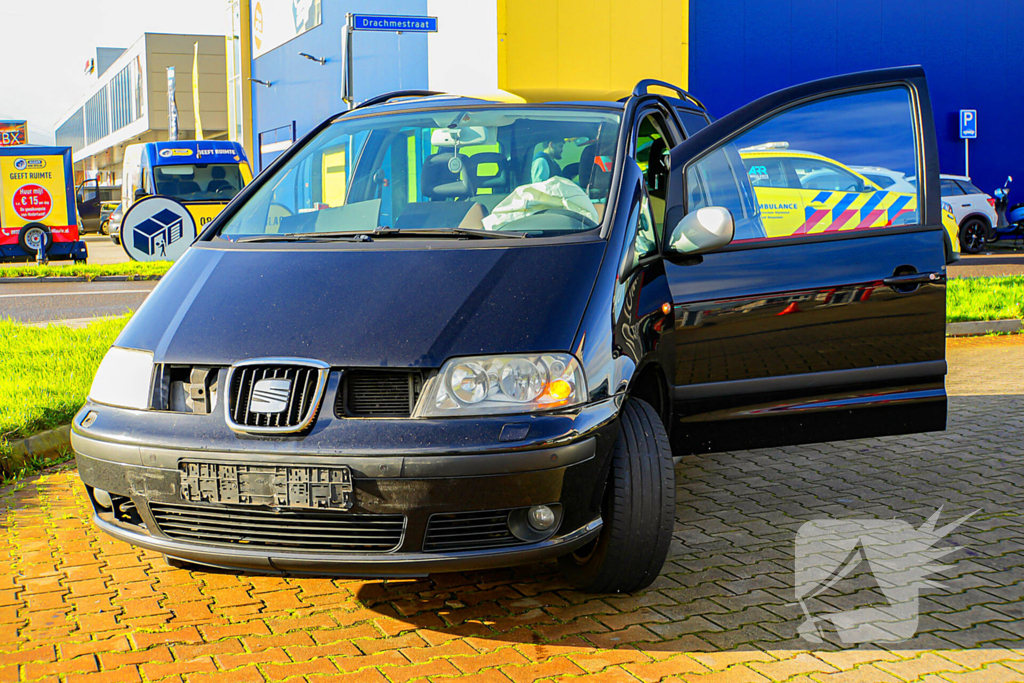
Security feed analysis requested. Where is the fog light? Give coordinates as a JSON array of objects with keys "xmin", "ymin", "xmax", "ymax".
[
  {"xmin": 527, "ymin": 505, "xmax": 555, "ymax": 531},
  {"xmin": 93, "ymin": 488, "xmax": 112, "ymax": 510}
]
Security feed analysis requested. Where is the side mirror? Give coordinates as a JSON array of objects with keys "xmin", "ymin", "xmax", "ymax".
[
  {"xmin": 667, "ymin": 207, "xmax": 735, "ymax": 255},
  {"xmin": 134, "ymin": 188, "xmax": 149, "ymax": 201}
]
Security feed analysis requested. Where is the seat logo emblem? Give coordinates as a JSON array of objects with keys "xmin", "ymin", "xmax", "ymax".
[{"xmin": 250, "ymin": 379, "xmax": 292, "ymax": 413}]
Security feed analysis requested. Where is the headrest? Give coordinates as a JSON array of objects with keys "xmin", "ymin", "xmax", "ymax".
[
  {"xmin": 579, "ymin": 142, "xmax": 614, "ymax": 197},
  {"xmin": 647, "ymin": 137, "xmax": 669, "ymax": 197},
  {"xmin": 211, "ymin": 166, "xmax": 226, "ymax": 179},
  {"xmin": 648, "ymin": 137, "xmax": 668, "ymax": 175},
  {"xmin": 465, "ymin": 153, "xmax": 509, "ymax": 190},
  {"xmin": 421, "ymin": 152, "xmax": 473, "ymax": 199}
]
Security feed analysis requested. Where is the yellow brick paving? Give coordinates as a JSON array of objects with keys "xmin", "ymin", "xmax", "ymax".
[{"xmin": 2, "ymin": 337, "xmax": 1023, "ymax": 682}]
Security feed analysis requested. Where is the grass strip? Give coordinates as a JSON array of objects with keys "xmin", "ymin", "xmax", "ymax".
[
  {"xmin": 0, "ymin": 261, "xmax": 171, "ymax": 279},
  {"xmin": 947, "ymin": 276, "xmax": 1024, "ymax": 323},
  {"xmin": 0, "ymin": 316, "xmax": 130, "ymax": 466}
]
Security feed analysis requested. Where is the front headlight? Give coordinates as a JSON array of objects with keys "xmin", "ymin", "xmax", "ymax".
[
  {"xmin": 416, "ymin": 353, "xmax": 587, "ymax": 417},
  {"xmin": 89, "ymin": 347, "xmax": 154, "ymax": 410}
]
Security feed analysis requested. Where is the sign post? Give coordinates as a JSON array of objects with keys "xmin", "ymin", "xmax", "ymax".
[
  {"xmin": 342, "ymin": 13, "xmax": 438, "ymax": 109},
  {"xmin": 960, "ymin": 109, "xmax": 977, "ymax": 177}
]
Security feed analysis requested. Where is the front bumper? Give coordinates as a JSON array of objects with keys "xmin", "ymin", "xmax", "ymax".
[{"xmin": 73, "ymin": 401, "xmax": 618, "ymax": 576}]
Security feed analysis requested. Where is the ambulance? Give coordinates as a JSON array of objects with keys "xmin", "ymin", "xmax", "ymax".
[
  {"xmin": 739, "ymin": 144, "xmax": 959, "ymax": 256},
  {"xmin": 0, "ymin": 145, "xmax": 87, "ymax": 263},
  {"xmin": 118, "ymin": 141, "xmax": 252, "ymax": 241}
]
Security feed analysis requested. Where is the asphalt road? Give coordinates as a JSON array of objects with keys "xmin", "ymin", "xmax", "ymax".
[
  {"xmin": 950, "ymin": 250, "xmax": 1024, "ymax": 277},
  {"xmin": 80, "ymin": 233, "xmax": 130, "ymax": 265},
  {"xmin": 0, "ymin": 281, "xmax": 157, "ymax": 325}
]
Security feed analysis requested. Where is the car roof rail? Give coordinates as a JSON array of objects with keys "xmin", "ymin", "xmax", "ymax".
[
  {"xmin": 631, "ymin": 79, "xmax": 706, "ymax": 110},
  {"xmin": 354, "ymin": 90, "xmax": 446, "ymax": 110}
]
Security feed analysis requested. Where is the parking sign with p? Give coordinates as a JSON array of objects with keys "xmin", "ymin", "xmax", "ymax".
[{"xmin": 960, "ymin": 109, "xmax": 977, "ymax": 139}]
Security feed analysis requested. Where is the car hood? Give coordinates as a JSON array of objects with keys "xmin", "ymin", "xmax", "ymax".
[{"xmin": 116, "ymin": 241, "xmax": 607, "ymax": 367}]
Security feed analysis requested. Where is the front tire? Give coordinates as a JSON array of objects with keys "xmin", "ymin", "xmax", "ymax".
[
  {"xmin": 558, "ymin": 398, "xmax": 675, "ymax": 593},
  {"xmin": 959, "ymin": 218, "xmax": 987, "ymax": 254}
]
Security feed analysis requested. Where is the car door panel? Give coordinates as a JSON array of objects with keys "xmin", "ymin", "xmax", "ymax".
[{"xmin": 662, "ymin": 66, "xmax": 945, "ymax": 454}]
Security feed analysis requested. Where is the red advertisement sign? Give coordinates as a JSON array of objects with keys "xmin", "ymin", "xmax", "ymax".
[
  {"xmin": 0, "ymin": 121, "xmax": 28, "ymax": 146},
  {"xmin": 12, "ymin": 184, "xmax": 52, "ymax": 221}
]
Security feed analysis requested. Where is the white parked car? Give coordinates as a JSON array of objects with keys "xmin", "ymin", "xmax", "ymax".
[
  {"xmin": 940, "ymin": 174, "xmax": 998, "ymax": 253},
  {"xmin": 850, "ymin": 165, "xmax": 918, "ymax": 194}
]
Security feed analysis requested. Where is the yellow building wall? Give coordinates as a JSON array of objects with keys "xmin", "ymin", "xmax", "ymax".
[{"xmin": 498, "ymin": 0, "xmax": 688, "ymax": 94}]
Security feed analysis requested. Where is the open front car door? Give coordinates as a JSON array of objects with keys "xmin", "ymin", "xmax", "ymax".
[{"xmin": 661, "ymin": 66, "xmax": 946, "ymax": 454}]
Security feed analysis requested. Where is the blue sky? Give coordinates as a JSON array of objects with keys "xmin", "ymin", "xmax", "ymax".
[{"xmin": 0, "ymin": 1, "xmax": 223, "ymax": 143}]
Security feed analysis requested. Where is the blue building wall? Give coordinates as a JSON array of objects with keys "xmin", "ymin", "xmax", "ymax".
[
  {"xmin": 690, "ymin": 0, "xmax": 1024, "ymax": 200},
  {"xmin": 251, "ymin": 0, "xmax": 429, "ymax": 168}
]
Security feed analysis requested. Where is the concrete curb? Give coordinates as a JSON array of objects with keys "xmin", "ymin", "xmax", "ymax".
[
  {"xmin": 0, "ymin": 275, "xmax": 162, "ymax": 283},
  {"xmin": 947, "ymin": 319, "xmax": 1024, "ymax": 336},
  {"xmin": 2, "ymin": 425, "xmax": 72, "ymax": 475}
]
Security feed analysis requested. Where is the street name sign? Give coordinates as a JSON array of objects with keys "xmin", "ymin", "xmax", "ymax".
[{"xmin": 351, "ymin": 14, "xmax": 438, "ymax": 32}]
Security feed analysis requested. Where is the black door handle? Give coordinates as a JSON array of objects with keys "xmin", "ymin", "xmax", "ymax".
[{"xmin": 882, "ymin": 272, "xmax": 946, "ymax": 286}]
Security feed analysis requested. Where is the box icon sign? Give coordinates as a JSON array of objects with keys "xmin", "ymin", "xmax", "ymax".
[
  {"xmin": 12, "ymin": 184, "xmax": 52, "ymax": 221},
  {"xmin": 120, "ymin": 196, "xmax": 197, "ymax": 262},
  {"xmin": 134, "ymin": 209, "xmax": 184, "ymax": 257},
  {"xmin": 960, "ymin": 110, "xmax": 977, "ymax": 139}
]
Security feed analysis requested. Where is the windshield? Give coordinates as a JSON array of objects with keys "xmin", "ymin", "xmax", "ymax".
[
  {"xmin": 154, "ymin": 163, "xmax": 246, "ymax": 202},
  {"xmin": 217, "ymin": 106, "xmax": 622, "ymax": 239}
]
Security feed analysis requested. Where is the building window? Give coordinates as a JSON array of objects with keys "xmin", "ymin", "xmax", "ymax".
[
  {"xmin": 85, "ymin": 87, "xmax": 110, "ymax": 146},
  {"xmin": 56, "ymin": 108, "xmax": 85, "ymax": 152}
]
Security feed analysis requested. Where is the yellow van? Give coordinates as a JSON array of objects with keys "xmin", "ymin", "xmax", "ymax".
[{"xmin": 117, "ymin": 141, "xmax": 253, "ymax": 243}]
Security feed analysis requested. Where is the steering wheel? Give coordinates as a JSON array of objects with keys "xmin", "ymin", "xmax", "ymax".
[{"xmin": 536, "ymin": 207, "xmax": 599, "ymax": 228}]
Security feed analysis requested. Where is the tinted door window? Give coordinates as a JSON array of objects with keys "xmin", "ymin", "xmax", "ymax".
[
  {"xmin": 685, "ymin": 87, "xmax": 921, "ymax": 242},
  {"xmin": 676, "ymin": 109, "xmax": 710, "ymax": 136},
  {"xmin": 955, "ymin": 179, "xmax": 984, "ymax": 196},
  {"xmin": 941, "ymin": 179, "xmax": 964, "ymax": 196}
]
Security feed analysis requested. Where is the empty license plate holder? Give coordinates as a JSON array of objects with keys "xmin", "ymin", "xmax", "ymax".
[{"xmin": 179, "ymin": 462, "xmax": 353, "ymax": 509}]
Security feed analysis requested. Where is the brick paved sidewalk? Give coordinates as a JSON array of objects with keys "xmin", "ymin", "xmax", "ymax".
[{"xmin": 2, "ymin": 337, "xmax": 1023, "ymax": 682}]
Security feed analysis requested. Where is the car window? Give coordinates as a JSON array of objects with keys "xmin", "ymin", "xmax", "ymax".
[
  {"xmin": 676, "ymin": 109, "xmax": 709, "ymax": 136},
  {"xmin": 635, "ymin": 112, "xmax": 674, "ymax": 235},
  {"xmin": 862, "ymin": 173, "xmax": 895, "ymax": 189},
  {"xmin": 219, "ymin": 107, "xmax": 622, "ymax": 240},
  {"xmin": 941, "ymin": 179, "xmax": 964, "ymax": 197},
  {"xmin": 684, "ymin": 86, "xmax": 921, "ymax": 244},
  {"xmin": 741, "ymin": 157, "xmax": 790, "ymax": 188},
  {"xmin": 789, "ymin": 158, "xmax": 866, "ymax": 192},
  {"xmin": 631, "ymin": 192, "xmax": 659, "ymax": 263},
  {"xmin": 955, "ymin": 179, "xmax": 984, "ymax": 196},
  {"xmin": 154, "ymin": 164, "xmax": 246, "ymax": 202}
]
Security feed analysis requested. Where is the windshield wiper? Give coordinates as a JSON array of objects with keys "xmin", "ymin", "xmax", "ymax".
[
  {"xmin": 365, "ymin": 227, "xmax": 528, "ymax": 239},
  {"xmin": 230, "ymin": 232, "xmax": 373, "ymax": 243},
  {"xmin": 228, "ymin": 227, "xmax": 527, "ymax": 243}
]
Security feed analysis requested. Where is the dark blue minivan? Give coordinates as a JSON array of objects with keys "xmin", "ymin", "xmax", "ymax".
[{"xmin": 74, "ymin": 67, "xmax": 950, "ymax": 593}]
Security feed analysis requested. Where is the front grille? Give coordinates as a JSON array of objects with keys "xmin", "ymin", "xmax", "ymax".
[
  {"xmin": 150, "ymin": 502, "xmax": 405, "ymax": 552},
  {"xmin": 227, "ymin": 363, "xmax": 326, "ymax": 432},
  {"xmin": 422, "ymin": 509, "xmax": 524, "ymax": 552},
  {"xmin": 339, "ymin": 370, "xmax": 424, "ymax": 417}
]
